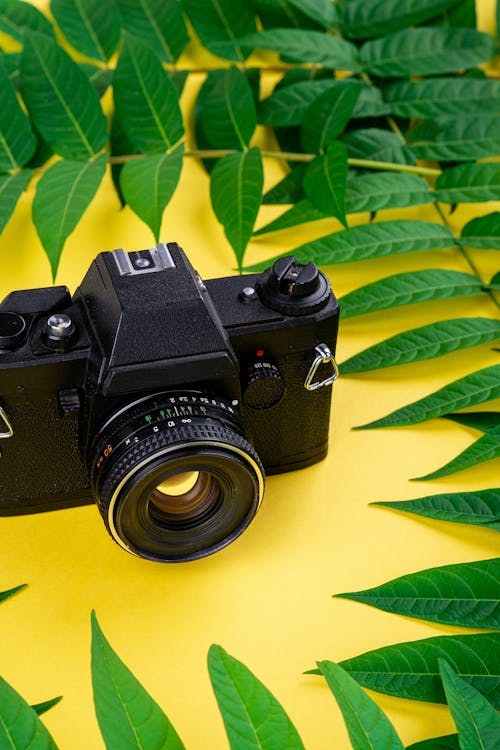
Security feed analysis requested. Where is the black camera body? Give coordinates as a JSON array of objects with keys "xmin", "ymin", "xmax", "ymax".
[{"xmin": 0, "ymin": 243, "xmax": 339, "ymax": 561}]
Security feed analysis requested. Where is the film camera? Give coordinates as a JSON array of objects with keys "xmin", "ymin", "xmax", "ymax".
[{"xmin": 0, "ymin": 243, "xmax": 339, "ymax": 562}]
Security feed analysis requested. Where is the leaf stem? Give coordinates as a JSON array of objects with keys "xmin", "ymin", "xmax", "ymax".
[
  {"xmin": 434, "ymin": 201, "xmax": 500, "ymax": 312},
  {"xmin": 108, "ymin": 149, "xmax": 441, "ymax": 176}
]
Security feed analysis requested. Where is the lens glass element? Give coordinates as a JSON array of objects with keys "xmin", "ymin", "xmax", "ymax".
[{"xmin": 148, "ymin": 470, "xmax": 220, "ymax": 522}]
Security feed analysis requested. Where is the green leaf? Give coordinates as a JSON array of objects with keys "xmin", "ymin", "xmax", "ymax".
[
  {"xmin": 415, "ymin": 424, "xmax": 500, "ymax": 481},
  {"xmin": 110, "ymin": 115, "xmax": 140, "ymax": 207},
  {"xmin": 32, "ymin": 155, "xmax": 108, "ymax": 279},
  {"xmin": 287, "ymin": 0, "xmax": 340, "ymax": 28},
  {"xmin": 436, "ymin": 163, "xmax": 500, "ymax": 205},
  {"xmin": 339, "ymin": 270, "xmax": 485, "ymax": 319},
  {"xmin": 0, "ymin": 0, "xmax": 54, "ymax": 41},
  {"xmin": 336, "ymin": 633, "xmax": 500, "ymax": 706},
  {"xmin": 371, "ymin": 489, "xmax": 500, "ymax": 532},
  {"xmin": 255, "ymin": 173, "xmax": 435, "ymax": 237},
  {"xmin": 196, "ymin": 66, "xmax": 257, "ymax": 150},
  {"xmin": 300, "ymin": 83, "xmax": 362, "ymax": 153},
  {"xmin": 0, "ymin": 583, "xmax": 26, "ymax": 603},
  {"xmin": 0, "ymin": 673, "xmax": 59, "ymax": 749},
  {"xmin": 210, "ymin": 147, "xmax": 263, "ymax": 269},
  {"xmin": 113, "ymin": 35, "xmax": 184, "ymax": 152},
  {"xmin": 182, "ymin": 0, "xmax": 257, "ymax": 61},
  {"xmin": 303, "ymin": 142, "xmax": 348, "ymax": 227},
  {"xmin": 245, "ymin": 221, "xmax": 457, "ymax": 271},
  {"xmin": 50, "ymin": 0, "xmax": 121, "ymax": 62},
  {"xmin": 208, "ymin": 644, "xmax": 305, "ymax": 750},
  {"xmin": 317, "ymin": 661, "xmax": 405, "ymax": 750},
  {"xmin": 406, "ymin": 735, "xmax": 460, "ymax": 750},
  {"xmin": 0, "ymin": 170, "xmax": 32, "ymax": 235},
  {"xmin": 335, "ymin": 559, "xmax": 500, "ymax": 629},
  {"xmin": 20, "ymin": 31, "xmax": 107, "ymax": 160},
  {"xmin": 254, "ymin": 199, "xmax": 324, "ymax": 236},
  {"xmin": 344, "ymin": 0, "xmax": 459, "ymax": 39},
  {"xmin": 443, "ymin": 412, "xmax": 500, "ymax": 432},
  {"xmin": 361, "ymin": 28, "xmax": 495, "ymax": 78},
  {"xmin": 251, "ymin": 0, "xmax": 320, "ymax": 31},
  {"xmin": 439, "ymin": 660, "xmax": 500, "ymax": 750},
  {"xmin": 79, "ymin": 64, "xmax": 114, "ymax": 99},
  {"xmin": 116, "ymin": 0, "xmax": 189, "ymax": 64},
  {"xmin": 342, "ymin": 128, "xmax": 415, "ymax": 166},
  {"xmin": 340, "ymin": 318, "xmax": 500, "ymax": 374},
  {"xmin": 384, "ymin": 78, "xmax": 500, "ymax": 119},
  {"xmin": 0, "ymin": 58, "xmax": 36, "ymax": 170},
  {"xmin": 356, "ymin": 364, "xmax": 500, "ymax": 430},
  {"xmin": 259, "ymin": 79, "xmax": 370, "ymax": 128},
  {"xmin": 409, "ymin": 115, "xmax": 500, "ymax": 162},
  {"xmin": 262, "ymin": 165, "xmax": 306, "ymax": 205},
  {"xmin": 238, "ymin": 29, "xmax": 361, "ymax": 70},
  {"xmin": 346, "ymin": 172, "xmax": 434, "ymax": 214},
  {"xmin": 120, "ymin": 145, "xmax": 184, "ymax": 241},
  {"xmin": 461, "ymin": 212, "xmax": 500, "ymax": 249},
  {"xmin": 31, "ymin": 697, "xmax": 62, "ymax": 716},
  {"xmin": 91, "ymin": 612, "xmax": 185, "ymax": 750}
]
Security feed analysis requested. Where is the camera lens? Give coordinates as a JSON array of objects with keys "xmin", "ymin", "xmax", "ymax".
[{"xmin": 90, "ymin": 393, "xmax": 264, "ymax": 562}]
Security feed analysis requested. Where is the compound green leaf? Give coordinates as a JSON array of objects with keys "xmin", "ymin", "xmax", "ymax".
[
  {"xmin": 116, "ymin": 0, "xmax": 189, "ymax": 64},
  {"xmin": 303, "ymin": 142, "xmax": 348, "ymax": 227},
  {"xmin": 461, "ymin": 212, "xmax": 500, "ymax": 249},
  {"xmin": 301, "ymin": 82, "xmax": 362, "ymax": 153},
  {"xmin": 439, "ymin": 660, "xmax": 500, "ymax": 750},
  {"xmin": 339, "ymin": 270, "xmax": 484, "ymax": 319},
  {"xmin": 210, "ymin": 147, "xmax": 263, "ymax": 269},
  {"xmin": 182, "ymin": 0, "xmax": 256, "ymax": 61},
  {"xmin": 0, "ymin": 0, "xmax": 54, "ymax": 41},
  {"xmin": 31, "ymin": 697, "xmax": 62, "ymax": 716},
  {"xmin": 356, "ymin": 364, "xmax": 500, "ymax": 430},
  {"xmin": 196, "ymin": 66, "xmax": 256, "ymax": 150},
  {"xmin": 0, "ymin": 58, "xmax": 35, "ymax": 170},
  {"xmin": 372, "ymin": 489, "xmax": 500, "ymax": 532},
  {"xmin": 415, "ymin": 424, "xmax": 500, "ymax": 481},
  {"xmin": 50, "ymin": 0, "xmax": 121, "ymax": 61},
  {"xmin": 238, "ymin": 29, "xmax": 361, "ymax": 70},
  {"xmin": 344, "ymin": 0, "xmax": 459, "ymax": 39},
  {"xmin": 0, "ymin": 673, "xmax": 59, "ymax": 749},
  {"xmin": 361, "ymin": 28, "xmax": 495, "ymax": 78},
  {"xmin": 113, "ymin": 35, "xmax": 184, "ymax": 152},
  {"xmin": 335, "ymin": 559, "xmax": 500, "ymax": 629},
  {"xmin": 406, "ymin": 735, "xmax": 459, "ymax": 750},
  {"xmin": 409, "ymin": 115, "xmax": 500, "ymax": 162},
  {"xmin": 343, "ymin": 128, "xmax": 415, "ymax": 166},
  {"xmin": 120, "ymin": 145, "xmax": 183, "ymax": 241},
  {"xmin": 255, "ymin": 173, "xmax": 435, "ymax": 236},
  {"xmin": 336, "ymin": 633, "xmax": 500, "ymax": 706},
  {"xmin": 317, "ymin": 661, "xmax": 405, "ymax": 750},
  {"xmin": 91, "ymin": 612, "xmax": 185, "ymax": 750},
  {"xmin": 0, "ymin": 170, "xmax": 32, "ymax": 235},
  {"xmin": 384, "ymin": 78, "xmax": 500, "ymax": 119},
  {"xmin": 245, "ymin": 221, "xmax": 457, "ymax": 271},
  {"xmin": 208, "ymin": 644, "xmax": 305, "ymax": 750},
  {"xmin": 443, "ymin": 412, "xmax": 500, "ymax": 432},
  {"xmin": 436, "ymin": 163, "xmax": 500, "ymax": 204},
  {"xmin": 33, "ymin": 155, "xmax": 107, "ymax": 279},
  {"xmin": 340, "ymin": 318, "xmax": 500, "ymax": 374},
  {"xmin": 20, "ymin": 31, "xmax": 107, "ymax": 160}
]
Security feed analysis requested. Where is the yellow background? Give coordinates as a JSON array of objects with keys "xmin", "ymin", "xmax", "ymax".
[{"xmin": 0, "ymin": 2, "xmax": 499, "ymax": 748}]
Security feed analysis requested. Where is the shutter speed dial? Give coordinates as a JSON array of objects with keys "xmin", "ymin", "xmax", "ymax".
[{"xmin": 243, "ymin": 357, "xmax": 284, "ymax": 409}]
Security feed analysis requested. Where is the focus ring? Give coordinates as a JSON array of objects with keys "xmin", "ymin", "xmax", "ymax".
[{"xmin": 97, "ymin": 421, "xmax": 263, "ymax": 526}]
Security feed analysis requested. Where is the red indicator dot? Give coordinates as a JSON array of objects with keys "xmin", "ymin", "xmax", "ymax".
[{"xmin": 256, "ymin": 349, "xmax": 265, "ymax": 357}]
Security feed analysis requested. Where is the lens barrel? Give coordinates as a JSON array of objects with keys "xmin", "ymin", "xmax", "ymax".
[{"xmin": 90, "ymin": 393, "xmax": 264, "ymax": 562}]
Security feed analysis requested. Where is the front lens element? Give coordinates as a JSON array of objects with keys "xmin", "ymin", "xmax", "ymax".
[{"xmin": 149, "ymin": 470, "xmax": 219, "ymax": 522}]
